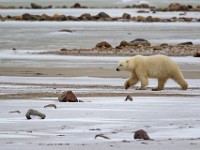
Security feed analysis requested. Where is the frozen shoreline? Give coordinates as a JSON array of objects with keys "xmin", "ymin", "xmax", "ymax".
[
  {"xmin": 0, "ymin": 96, "xmax": 200, "ymax": 149},
  {"xmin": 1, "ymin": 8, "xmax": 200, "ymax": 18}
]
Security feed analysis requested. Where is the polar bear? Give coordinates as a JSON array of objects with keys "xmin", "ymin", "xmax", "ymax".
[{"xmin": 116, "ymin": 55, "xmax": 188, "ymax": 91}]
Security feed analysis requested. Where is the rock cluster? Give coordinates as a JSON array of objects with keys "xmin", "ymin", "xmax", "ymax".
[
  {"xmin": 48, "ymin": 39, "xmax": 199, "ymax": 56},
  {"xmin": 1, "ymin": 12, "xmax": 199, "ymax": 22},
  {"xmin": 0, "ymin": 2, "xmax": 200, "ymax": 11}
]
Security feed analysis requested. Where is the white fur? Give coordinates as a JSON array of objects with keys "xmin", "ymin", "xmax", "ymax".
[{"xmin": 116, "ymin": 55, "xmax": 188, "ymax": 91}]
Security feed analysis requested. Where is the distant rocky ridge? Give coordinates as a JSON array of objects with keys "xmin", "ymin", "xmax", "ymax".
[
  {"xmin": 33, "ymin": 39, "xmax": 200, "ymax": 57},
  {"xmin": 0, "ymin": 2, "xmax": 200, "ymax": 11},
  {"xmin": 1, "ymin": 12, "xmax": 199, "ymax": 22}
]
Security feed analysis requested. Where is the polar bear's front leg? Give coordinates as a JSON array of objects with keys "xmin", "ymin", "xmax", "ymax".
[
  {"xmin": 124, "ymin": 78, "xmax": 139, "ymax": 89},
  {"xmin": 124, "ymin": 72, "xmax": 139, "ymax": 90},
  {"xmin": 136, "ymin": 76, "xmax": 148, "ymax": 90}
]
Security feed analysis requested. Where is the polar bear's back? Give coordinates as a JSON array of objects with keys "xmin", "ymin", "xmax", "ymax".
[{"xmin": 135, "ymin": 55, "xmax": 181, "ymax": 78}]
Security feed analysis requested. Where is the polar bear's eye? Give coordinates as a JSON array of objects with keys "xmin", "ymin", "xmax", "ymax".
[
  {"xmin": 120, "ymin": 64, "xmax": 122, "ymax": 66},
  {"xmin": 126, "ymin": 60, "xmax": 129, "ymax": 63}
]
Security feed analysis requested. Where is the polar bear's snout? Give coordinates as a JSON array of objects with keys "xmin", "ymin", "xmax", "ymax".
[
  {"xmin": 116, "ymin": 63, "xmax": 124, "ymax": 71},
  {"xmin": 116, "ymin": 65, "xmax": 122, "ymax": 71}
]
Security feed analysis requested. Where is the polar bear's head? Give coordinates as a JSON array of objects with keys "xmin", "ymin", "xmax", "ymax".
[{"xmin": 116, "ymin": 57, "xmax": 134, "ymax": 71}]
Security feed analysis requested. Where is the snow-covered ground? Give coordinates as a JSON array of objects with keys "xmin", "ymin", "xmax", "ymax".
[{"xmin": 0, "ymin": 96, "xmax": 200, "ymax": 149}]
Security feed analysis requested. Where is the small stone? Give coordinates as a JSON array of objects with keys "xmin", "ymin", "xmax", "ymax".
[
  {"xmin": 26, "ymin": 109, "xmax": 46, "ymax": 119},
  {"xmin": 178, "ymin": 42, "xmax": 193, "ymax": 46},
  {"xmin": 58, "ymin": 91, "xmax": 78, "ymax": 102},
  {"xmin": 44, "ymin": 104, "xmax": 57, "ymax": 109},
  {"xmin": 59, "ymin": 29, "xmax": 73, "ymax": 33},
  {"xmin": 125, "ymin": 95, "xmax": 133, "ymax": 101},
  {"xmin": 9, "ymin": 110, "xmax": 21, "ymax": 114},
  {"xmin": 134, "ymin": 129, "xmax": 150, "ymax": 140}
]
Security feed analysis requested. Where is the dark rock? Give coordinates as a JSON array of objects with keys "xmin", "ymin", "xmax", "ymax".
[
  {"xmin": 44, "ymin": 104, "xmax": 57, "ymax": 109},
  {"xmin": 139, "ymin": 3, "xmax": 150, "ymax": 8},
  {"xmin": 51, "ymin": 14, "xmax": 67, "ymax": 21},
  {"xmin": 26, "ymin": 109, "xmax": 46, "ymax": 119},
  {"xmin": 168, "ymin": 3, "xmax": 189, "ymax": 11},
  {"xmin": 58, "ymin": 91, "xmax": 78, "ymax": 102},
  {"xmin": 40, "ymin": 14, "xmax": 50, "ymax": 21},
  {"xmin": 122, "ymin": 13, "xmax": 131, "ymax": 19},
  {"xmin": 130, "ymin": 38, "xmax": 151, "ymax": 46},
  {"xmin": 30, "ymin": 3, "xmax": 43, "ymax": 9},
  {"xmin": 178, "ymin": 42, "xmax": 193, "ymax": 46},
  {"xmin": 96, "ymin": 12, "xmax": 110, "ymax": 19},
  {"xmin": 125, "ymin": 95, "xmax": 133, "ymax": 101},
  {"xmin": 95, "ymin": 41, "xmax": 112, "ymax": 49},
  {"xmin": 59, "ymin": 29, "xmax": 73, "ymax": 33},
  {"xmin": 79, "ymin": 13, "xmax": 92, "ymax": 20},
  {"xmin": 187, "ymin": 5, "xmax": 193, "ymax": 9},
  {"xmin": 193, "ymin": 51, "xmax": 200, "ymax": 57},
  {"xmin": 160, "ymin": 43, "xmax": 169, "ymax": 47},
  {"xmin": 9, "ymin": 110, "xmax": 21, "ymax": 114},
  {"xmin": 71, "ymin": 3, "xmax": 81, "ymax": 8},
  {"xmin": 136, "ymin": 16, "xmax": 146, "ymax": 22},
  {"xmin": 118, "ymin": 41, "xmax": 131, "ymax": 47},
  {"xmin": 60, "ymin": 48, "xmax": 67, "ymax": 51},
  {"xmin": 137, "ymin": 10, "xmax": 149, "ymax": 13},
  {"xmin": 22, "ymin": 13, "xmax": 34, "ymax": 20},
  {"xmin": 134, "ymin": 129, "xmax": 150, "ymax": 140}
]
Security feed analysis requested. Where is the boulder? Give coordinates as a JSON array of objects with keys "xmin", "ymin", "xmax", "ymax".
[
  {"xmin": 22, "ymin": 13, "xmax": 34, "ymax": 20},
  {"xmin": 58, "ymin": 91, "xmax": 78, "ymax": 102},
  {"xmin": 40, "ymin": 14, "xmax": 50, "ymax": 21},
  {"xmin": 71, "ymin": 3, "xmax": 81, "ymax": 8},
  {"xmin": 79, "ymin": 13, "xmax": 92, "ymax": 20},
  {"xmin": 51, "ymin": 14, "xmax": 67, "ymax": 21},
  {"xmin": 136, "ymin": 16, "xmax": 146, "ymax": 22},
  {"xmin": 160, "ymin": 43, "xmax": 169, "ymax": 47},
  {"xmin": 193, "ymin": 51, "xmax": 200, "ymax": 57},
  {"xmin": 134, "ymin": 129, "xmax": 150, "ymax": 140},
  {"xmin": 95, "ymin": 41, "xmax": 112, "ymax": 49},
  {"xmin": 178, "ymin": 42, "xmax": 193, "ymax": 46},
  {"xmin": 30, "ymin": 3, "xmax": 43, "ymax": 9},
  {"xmin": 96, "ymin": 12, "xmax": 110, "ymax": 19},
  {"xmin": 122, "ymin": 13, "xmax": 131, "ymax": 19},
  {"xmin": 119, "ymin": 41, "xmax": 131, "ymax": 47},
  {"xmin": 168, "ymin": 3, "xmax": 189, "ymax": 11},
  {"xmin": 130, "ymin": 38, "xmax": 151, "ymax": 46}
]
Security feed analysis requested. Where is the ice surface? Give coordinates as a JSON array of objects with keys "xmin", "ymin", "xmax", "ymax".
[
  {"xmin": 0, "ymin": 96, "xmax": 200, "ymax": 146},
  {"xmin": 1, "ymin": 21, "xmax": 200, "ymax": 50}
]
